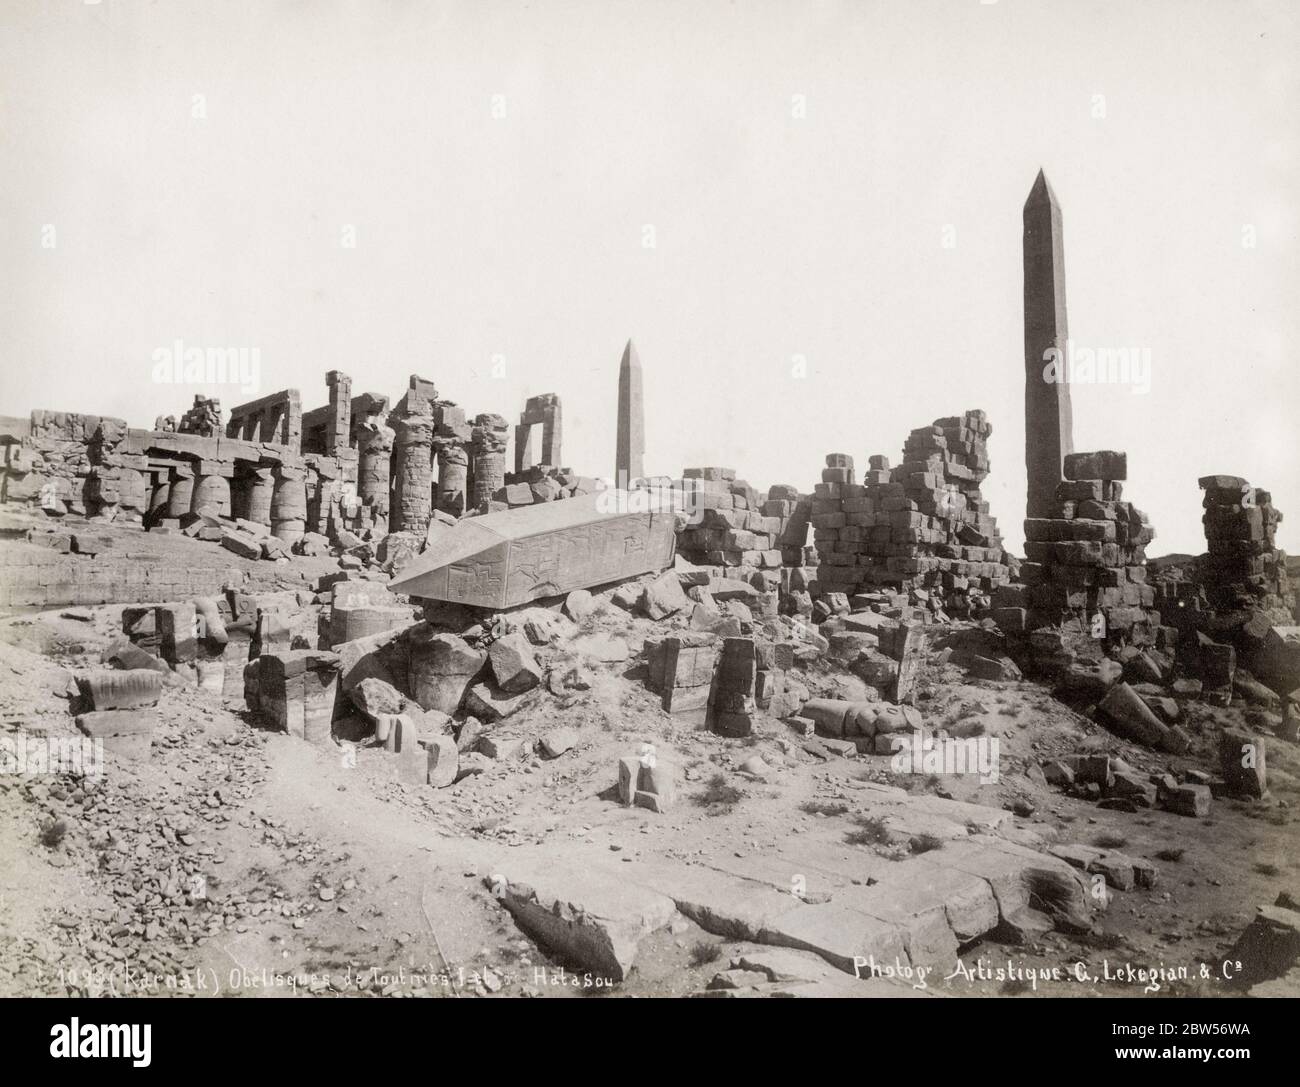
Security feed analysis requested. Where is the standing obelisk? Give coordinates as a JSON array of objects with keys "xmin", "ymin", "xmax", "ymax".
[
  {"xmin": 615, "ymin": 339, "xmax": 645, "ymax": 487},
  {"xmin": 1023, "ymin": 169, "xmax": 1074, "ymax": 519}
]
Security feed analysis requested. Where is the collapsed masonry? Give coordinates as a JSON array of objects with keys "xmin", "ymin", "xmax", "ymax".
[
  {"xmin": 1006, "ymin": 450, "xmax": 1158, "ymax": 645},
  {"xmin": 673, "ymin": 468, "xmax": 815, "ymax": 616},
  {"xmin": 811, "ymin": 410, "xmax": 1014, "ymax": 616}
]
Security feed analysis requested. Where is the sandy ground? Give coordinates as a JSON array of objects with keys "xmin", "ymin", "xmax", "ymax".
[{"xmin": 1, "ymin": 594, "xmax": 1297, "ymax": 999}]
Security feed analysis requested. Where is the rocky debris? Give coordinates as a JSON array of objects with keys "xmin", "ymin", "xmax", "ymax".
[
  {"xmin": 1048, "ymin": 844, "xmax": 1158, "ymax": 892},
  {"xmin": 488, "ymin": 632, "xmax": 543, "ymax": 694},
  {"xmin": 639, "ymin": 570, "xmax": 689, "ymax": 620},
  {"xmin": 1226, "ymin": 897, "xmax": 1300, "ymax": 994},
  {"xmin": 647, "ymin": 633, "xmax": 718, "ymax": 725},
  {"xmin": 350, "ymin": 676, "xmax": 406, "ymax": 719},
  {"xmin": 464, "ymin": 681, "xmax": 534, "ymax": 723},
  {"xmin": 1217, "ymin": 729, "xmax": 1267, "ymax": 798},
  {"xmin": 425, "ymin": 734, "xmax": 459, "ymax": 787},
  {"xmin": 244, "ymin": 650, "xmax": 340, "ymax": 743},
  {"xmin": 1097, "ymin": 682, "xmax": 1189, "ymax": 754},
  {"xmin": 485, "ymin": 862, "xmax": 678, "ymax": 982},
  {"xmin": 77, "ymin": 669, "xmax": 162, "ymax": 711},
  {"xmin": 800, "ymin": 698, "xmax": 918, "ymax": 755},
  {"xmin": 674, "ymin": 472, "xmax": 811, "ymax": 574},
  {"xmin": 1160, "ymin": 782, "xmax": 1211, "ymax": 818},
  {"xmin": 155, "ymin": 602, "xmax": 197, "ymax": 665},
  {"xmin": 615, "ymin": 750, "xmax": 675, "ymax": 812},
  {"xmin": 563, "ymin": 589, "xmax": 595, "ymax": 621},
  {"xmin": 538, "ymin": 727, "xmax": 578, "ymax": 759},
  {"xmin": 75, "ymin": 708, "xmax": 157, "ymax": 760},
  {"xmin": 407, "ymin": 628, "xmax": 486, "ymax": 714}
]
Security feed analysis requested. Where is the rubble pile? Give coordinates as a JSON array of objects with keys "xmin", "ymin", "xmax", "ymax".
[
  {"xmin": 177, "ymin": 396, "xmax": 222, "ymax": 437},
  {"xmin": 672, "ymin": 469, "xmax": 814, "ymax": 618},
  {"xmin": 491, "ymin": 465, "xmax": 602, "ymax": 509},
  {"xmin": 811, "ymin": 411, "xmax": 1013, "ymax": 616}
]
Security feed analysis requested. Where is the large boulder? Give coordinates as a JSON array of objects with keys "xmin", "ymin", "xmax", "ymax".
[
  {"xmin": 488, "ymin": 633, "xmax": 543, "ymax": 694},
  {"xmin": 350, "ymin": 676, "xmax": 405, "ymax": 720},
  {"xmin": 407, "ymin": 628, "xmax": 486, "ymax": 714},
  {"xmin": 638, "ymin": 571, "xmax": 689, "ymax": 620}
]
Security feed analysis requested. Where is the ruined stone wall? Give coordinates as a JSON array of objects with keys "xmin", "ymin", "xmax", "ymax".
[
  {"xmin": 811, "ymin": 410, "xmax": 1013, "ymax": 615},
  {"xmin": 1005, "ymin": 450, "xmax": 1159, "ymax": 646}
]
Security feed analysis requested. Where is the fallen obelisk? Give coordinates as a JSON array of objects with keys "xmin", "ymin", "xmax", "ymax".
[{"xmin": 388, "ymin": 490, "xmax": 677, "ymax": 609}]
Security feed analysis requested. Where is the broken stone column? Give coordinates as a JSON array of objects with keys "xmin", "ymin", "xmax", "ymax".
[
  {"xmin": 147, "ymin": 473, "xmax": 171, "ymax": 521},
  {"xmin": 324, "ymin": 370, "xmax": 352, "ymax": 456},
  {"xmin": 245, "ymin": 650, "xmax": 341, "ymax": 742},
  {"xmin": 192, "ymin": 463, "xmax": 232, "ymax": 517},
  {"xmin": 270, "ymin": 465, "xmax": 308, "ymax": 543},
  {"xmin": 155, "ymin": 602, "xmax": 198, "ymax": 665},
  {"xmin": 655, "ymin": 633, "xmax": 719, "ymax": 728},
  {"xmin": 391, "ymin": 405, "xmax": 435, "ymax": 533},
  {"xmin": 407, "ymin": 627, "xmax": 486, "ymax": 714},
  {"xmin": 356, "ymin": 422, "xmax": 394, "ymax": 519},
  {"xmin": 708, "ymin": 636, "xmax": 758, "ymax": 737},
  {"xmin": 244, "ymin": 466, "xmax": 274, "ymax": 526},
  {"xmin": 1023, "ymin": 169, "xmax": 1074, "ymax": 519},
  {"xmin": 76, "ymin": 709, "xmax": 157, "ymax": 761},
  {"xmin": 616, "ymin": 339, "xmax": 645, "ymax": 486},
  {"xmin": 165, "ymin": 465, "xmax": 195, "ymax": 519},
  {"xmin": 435, "ymin": 441, "xmax": 468, "ymax": 518},
  {"xmin": 469, "ymin": 414, "xmax": 508, "ymax": 508}
]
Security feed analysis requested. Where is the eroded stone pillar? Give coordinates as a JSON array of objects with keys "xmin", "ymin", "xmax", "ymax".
[
  {"xmin": 148, "ymin": 473, "xmax": 171, "ymax": 520},
  {"xmin": 165, "ymin": 466, "xmax": 194, "ymax": 518},
  {"xmin": 357, "ymin": 422, "xmax": 394, "ymax": 516},
  {"xmin": 435, "ymin": 441, "xmax": 468, "ymax": 518},
  {"xmin": 470, "ymin": 414, "xmax": 508, "ymax": 507},
  {"xmin": 246, "ymin": 467, "xmax": 274, "ymax": 526},
  {"xmin": 271, "ymin": 465, "xmax": 307, "ymax": 542},
  {"xmin": 392, "ymin": 407, "xmax": 434, "ymax": 533},
  {"xmin": 192, "ymin": 475, "xmax": 231, "ymax": 517}
]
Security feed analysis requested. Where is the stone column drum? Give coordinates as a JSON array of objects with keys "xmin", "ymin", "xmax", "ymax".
[
  {"xmin": 191, "ymin": 474, "xmax": 231, "ymax": 517},
  {"xmin": 436, "ymin": 442, "xmax": 468, "ymax": 518},
  {"xmin": 246, "ymin": 467, "xmax": 275, "ymax": 526},
  {"xmin": 271, "ymin": 465, "xmax": 308, "ymax": 543},
  {"xmin": 392, "ymin": 410, "xmax": 434, "ymax": 533},
  {"xmin": 165, "ymin": 467, "xmax": 194, "ymax": 518},
  {"xmin": 357, "ymin": 423, "xmax": 394, "ymax": 517}
]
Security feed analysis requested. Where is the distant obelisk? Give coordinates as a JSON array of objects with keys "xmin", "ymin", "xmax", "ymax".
[
  {"xmin": 1023, "ymin": 168, "xmax": 1074, "ymax": 520},
  {"xmin": 615, "ymin": 339, "xmax": 645, "ymax": 487}
]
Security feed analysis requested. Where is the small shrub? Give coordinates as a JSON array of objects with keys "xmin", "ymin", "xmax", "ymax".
[
  {"xmin": 845, "ymin": 815, "xmax": 893, "ymax": 847},
  {"xmin": 689, "ymin": 941, "xmax": 722, "ymax": 967},
  {"xmin": 694, "ymin": 774, "xmax": 742, "ymax": 812},
  {"xmin": 800, "ymin": 800, "xmax": 849, "ymax": 817}
]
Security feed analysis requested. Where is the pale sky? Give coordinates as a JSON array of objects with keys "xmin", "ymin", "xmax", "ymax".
[{"xmin": 1, "ymin": 0, "xmax": 1296, "ymax": 555}]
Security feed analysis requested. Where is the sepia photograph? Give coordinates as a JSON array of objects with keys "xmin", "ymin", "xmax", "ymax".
[{"xmin": 0, "ymin": 0, "xmax": 1295, "ymax": 1062}]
